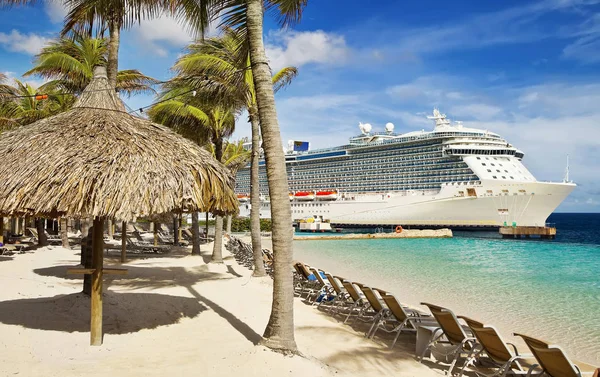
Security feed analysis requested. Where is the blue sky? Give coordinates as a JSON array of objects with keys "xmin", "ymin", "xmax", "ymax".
[{"xmin": 1, "ymin": 0, "xmax": 600, "ymax": 212}]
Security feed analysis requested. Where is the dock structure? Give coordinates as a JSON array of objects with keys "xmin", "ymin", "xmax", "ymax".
[
  {"xmin": 499, "ymin": 226, "xmax": 556, "ymax": 239},
  {"xmin": 294, "ymin": 228, "xmax": 453, "ymax": 240}
]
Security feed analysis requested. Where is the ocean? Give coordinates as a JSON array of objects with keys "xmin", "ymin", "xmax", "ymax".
[{"xmin": 293, "ymin": 213, "xmax": 600, "ymax": 365}]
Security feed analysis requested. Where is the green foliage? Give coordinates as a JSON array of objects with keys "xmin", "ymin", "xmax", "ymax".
[
  {"xmin": 24, "ymin": 33, "xmax": 158, "ymax": 96},
  {"xmin": 231, "ymin": 217, "xmax": 271, "ymax": 232}
]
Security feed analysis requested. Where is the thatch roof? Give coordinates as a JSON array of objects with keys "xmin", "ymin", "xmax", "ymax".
[{"xmin": 0, "ymin": 67, "xmax": 237, "ymax": 221}]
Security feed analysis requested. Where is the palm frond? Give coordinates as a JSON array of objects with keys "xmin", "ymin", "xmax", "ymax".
[{"xmin": 272, "ymin": 66, "xmax": 298, "ymax": 93}]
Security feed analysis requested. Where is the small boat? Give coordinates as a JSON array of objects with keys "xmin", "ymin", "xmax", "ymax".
[
  {"xmin": 237, "ymin": 194, "xmax": 250, "ymax": 202},
  {"xmin": 316, "ymin": 190, "xmax": 338, "ymax": 200},
  {"xmin": 294, "ymin": 191, "xmax": 315, "ymax": 201}
]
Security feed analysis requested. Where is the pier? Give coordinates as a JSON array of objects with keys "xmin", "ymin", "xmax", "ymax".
[
  {"xmin": 499, "ymin": 226, "xmax": 556, "ymax": 239},
  {"xmin": 294, "ymin": 228, "xmax": 453, "ymax": 240}
]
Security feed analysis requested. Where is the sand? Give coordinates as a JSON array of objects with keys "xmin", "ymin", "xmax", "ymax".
[{"xmin": 0, "ymin": 240, "xmax": 441, "ymax": 377}]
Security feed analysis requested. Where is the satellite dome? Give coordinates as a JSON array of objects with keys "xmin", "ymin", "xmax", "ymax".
[
  {"xmin": 363, "ymin": 123, "xmax": 372, "ymax": 133},
  {"xmin": 385, "ymin": 122, "xmax": 394, "ymax": 133}
]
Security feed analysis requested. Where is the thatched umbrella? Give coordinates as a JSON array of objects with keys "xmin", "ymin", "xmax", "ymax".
[{"xmin": 0, "ymin": 66, "xmax": 237, "ymax": 345}]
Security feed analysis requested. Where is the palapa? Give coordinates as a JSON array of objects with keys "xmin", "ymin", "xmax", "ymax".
[
  {"xmin": 0, "ymin": 66, "xmax": 238, "ymax": 346},
  {"xmin": 0, "ymin": 66, "xmax": 237, "ymax": 221}
]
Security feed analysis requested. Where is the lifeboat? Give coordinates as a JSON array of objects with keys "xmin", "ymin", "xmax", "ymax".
[
  {"xmin": 316, "ymin": 190, "xmax": 338, "ymax": 200},
  {"xmin": 294, "ymin": 191, "xmax": 315, "ymax": 201},
  {"xmin": 237, "ymin": 194, "xmax": 250, "ymax": 202}
]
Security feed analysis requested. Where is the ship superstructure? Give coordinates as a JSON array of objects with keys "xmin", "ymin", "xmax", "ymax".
[{"xmin": 235, "ymin": 109, "xmax": 575, "ymax": 228}]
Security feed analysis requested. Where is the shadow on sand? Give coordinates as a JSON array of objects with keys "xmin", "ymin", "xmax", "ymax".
[
  {"xmin": 8, "ymin": 260, "xmax": 261, "ymax": 343},
  {"xmin": 0, "ymin": 291, "xmax": 206, "ymax": 334}
]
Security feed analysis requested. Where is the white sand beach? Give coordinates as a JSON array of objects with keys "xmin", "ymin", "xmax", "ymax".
[{"xmin": 0, "ymin": 240, "xmax": 442, "ymax": 377}]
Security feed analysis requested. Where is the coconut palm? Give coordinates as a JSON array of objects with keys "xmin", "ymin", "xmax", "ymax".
[
  {"xmin": 0, "ymin": 79, "xmax": 76, "ymax": 131},
  {"xmin": 220, "ymin": 139, "xmax": 250, "ymax": 233},
  {"xmin": 24, "ymin": 33, "xmax": 157, "ymax": 96},
  {"xmin": 148, "ymin": 90, "xmax": 236, "ymax": 261},
  {"xmin": 172, "ymin": 28, "xmax": 297, "ymax": 277},
  {"xmin": 217, "ymin": 0, "xmax": 307, "ymax": 353}
]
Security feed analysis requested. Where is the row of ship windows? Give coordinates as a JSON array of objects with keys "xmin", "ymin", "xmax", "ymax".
[
  {"xmin": 237, "ymin": 175, "xmax": 480, "ymax": 190},
  {"xmin": 237, "ymin": 163, "xmax": 472, "ymax": 183},
  {"xmin": 287, "ymin": 171, "xmax": 477, "ymax": 183},
  {"xmin": 295, "ymin": 147, "xmax": 444, "ymax": 167}
]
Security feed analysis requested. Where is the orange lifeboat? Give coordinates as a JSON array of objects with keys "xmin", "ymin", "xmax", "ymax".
[
  {"xmin": 237, "ymin": 193, "xmax": 250, "ymax": 203},
  {"xmin": 294, "ymin": 191, "xmax": 315, "ymax": 201},
  {"xmin": 316, "ymin": 190, "xmax": 338, "ymax": 200}
]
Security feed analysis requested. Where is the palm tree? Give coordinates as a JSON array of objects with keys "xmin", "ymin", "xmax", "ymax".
[
  {"xmin": 212, "ymin": 0, "xmax": 308, "ymax": 353},
  {"xmin": 59, "ymin": 0, "xmax": 216, "ymax": 88},
  {"xmin": 220, "ymin": 139, "xmax": 251, "ymax": 233},
  {"xmin": 148, "ymin": 90, "xmax": 236, "ymax": 261},
  {"xmin": 172, "ymin": 28, "xmax": 297, "ymax": 277},
  {"xmin": 24, "ymin": 33, "xmax": 157, "ymax": 96},
  {"xmin": 0, "ymin": 78, "xmax": 76, "ymax": 131}
]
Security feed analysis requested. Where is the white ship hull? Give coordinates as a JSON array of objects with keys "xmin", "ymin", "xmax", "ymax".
[{"xmin": 238, "ymin": 180, "xmax": 575, "ymax": 227}]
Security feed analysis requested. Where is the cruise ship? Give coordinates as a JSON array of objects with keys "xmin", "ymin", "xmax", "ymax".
[{"xmin": 235, "ymin": 109, "xmax": 575, "ymax": 228}]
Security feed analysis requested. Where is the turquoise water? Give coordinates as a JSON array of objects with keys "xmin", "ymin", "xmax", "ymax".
[{"xmin": 294, "ymin": 236, "xmax": 600, "ymax": 364}]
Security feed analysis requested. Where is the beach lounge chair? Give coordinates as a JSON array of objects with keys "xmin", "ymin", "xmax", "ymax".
[
  {"xmin": 514, "ymin": 333, "xmax": 596, "ymax": 377},
  {"xmin": 419, "ymin": 302, "xmax": 478, "ymax": 376},
  {"xmin": 320, "ymin": 273, "xmax": 351, "ymax": 312},
  {"xmin": 339, "ymin": 280, "xmax": 368, "ymax": 324},
  {"xmin": 294, "ymin": 262, "xmax": 322, "ymax": 297},
  {"xmin": 369, "ymin": 294, "xmax": 437, "ymax": 348},
  {"xmin": 355, "ymin": 286, "xmax": 389, "ymax": 336},
  {"xmin": 458, "ymin": 316, "xmax": 536, "ymax": 377},
  {"xmin": 308, "ymin": 267, "xmax": 334, "ymax": 304},
  {"xmin": 26, "ymin": 227, "xmax": 62, "ymax": 245}
]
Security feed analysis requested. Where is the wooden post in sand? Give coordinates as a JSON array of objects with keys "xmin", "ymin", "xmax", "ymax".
[
  {"xmin": 121, "ymin": 221, "xmax": 126, "ymax": 263},
  {"xmin": 91, "ymin": 217, "xmax": 104, "ymax": 346},
  {"xmin": 107, "ymin": 218, "xmax": 113, "ymax": 239},
  {"xmin": 153, "ymin": 221, "xmax": 158, "ymax": 246},
  {"xmin": 68, "ymin": 218, "xmax": 127, "ymax": 345}
]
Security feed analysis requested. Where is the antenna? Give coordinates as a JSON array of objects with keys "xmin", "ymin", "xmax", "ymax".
[{"xmin": 563, "ymin": 155, "xmax": 570, "ymax": 183}]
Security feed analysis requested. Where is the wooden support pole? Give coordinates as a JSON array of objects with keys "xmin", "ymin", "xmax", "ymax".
[
  {"xmin": 91, "ymin": 217, "xmax": 104, "ymax": 346},
  {"xmin": 107, "ymin": 219, "xmax": 113, "ymax": 239},
  {"xmin": 121, "ymin": 221, "xmax": 126, "ymax": 263},
  {"xmin": 153, "ymin": 221, "xmax": 158, "ymax": 247}
]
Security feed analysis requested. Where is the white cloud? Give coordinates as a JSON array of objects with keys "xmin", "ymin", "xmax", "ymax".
[
  {"xmin": 45, "ymin": 1, "xmax": 68, "ymax": 24},
  {"xmin": 450, "ymin": 103, "xmax": 504, "ymax": 121},
  {"xmin": 385, "ymin": 84, "xmax": 425, "ymax": 100},
  {"xmin": 0, "ymin": 30, "xmax": 50, "ymax": 55},
  {"xmin": 265, "ymin": 30, "xmax": 350, "ymax": 71},
  {"xmin": 128, "ymin": 14, "xmax": 220, "ymax": 57}
]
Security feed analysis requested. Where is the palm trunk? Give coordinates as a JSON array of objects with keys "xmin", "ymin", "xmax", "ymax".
[
  {"xmin": 211, "ymin": 216, "xmax": 224, "ymax": 263},
  {"xmin": 36, "ymin": 218, "xmax": 48, "ymax": 246},
  {"xmin": 250, "ymin": 111, "xmax": 266, "ymax": 277},
  {"xmin": 107, "ymin": 21, "xmax": 120, "ymax": 89},
  {"xmin": 211, "ymin": 138, "xmax": 225, "ymax": 263},
  {"xmin": 225, "ymin": 215, "xmax": 232, "ymax": 234},
  {"xmin": 205, "ymin": 213, "xmax": 209, "ymax": 238},
  {"xmin": 173, "ymin": 215, "xmax": 179, "ymax": 245},
  {"xmin": 107, "ymin": 218, "xmax": 113, "ymax": 239},
  {"xmin": 60, "ymin": 217, "xmax": 69, "ymax": 248},
  {"xmin": 191, "ymin": 212, "xmax": 201, "ymax": 255},
  {"xmin": 246, "ymin": 0, "xmax": 296, "ymax": 353}
]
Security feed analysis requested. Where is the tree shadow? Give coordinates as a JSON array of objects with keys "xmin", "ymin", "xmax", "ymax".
[
  {"xmin": 0, "ymin": 291, "xmax": 206, "ymax": 334},
  {"xmin": 0, "ymin": 256, "xmax": 14, "ymax": 262},
  {"xmin": 185, "ymin": 286, "xmax": 262, "ymax": 345},
  {"xmin": 31, "ymin": 262, "xmax": 260, "ymax": 345}
]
